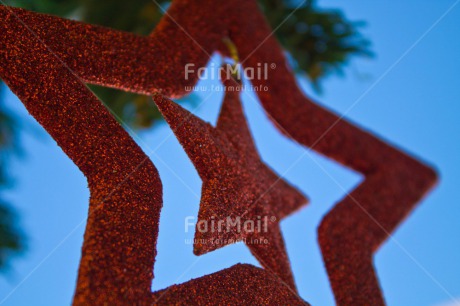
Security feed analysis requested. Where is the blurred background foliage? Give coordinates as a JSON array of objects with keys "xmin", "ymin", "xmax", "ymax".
[
  {"xmin": 0, "ymin": 0, "xmax": 371, "ymax": 270},
  {"xmin": 0, "ymin": 86, "xmax": 23, "ymax": 272}
]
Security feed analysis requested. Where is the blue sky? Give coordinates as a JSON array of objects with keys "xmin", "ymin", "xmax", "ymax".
[{"xmin": 1, "ymin": 0, "xmax": 459, "ymax": 305}]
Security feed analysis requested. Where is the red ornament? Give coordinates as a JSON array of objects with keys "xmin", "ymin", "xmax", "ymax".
[
  {"xmin": 153, "ymin": 75, "xmax": 307, "ymax": 291},
  {"xmin": 0, "ymin": 1, "xmax": 437, "ymax": 304}
]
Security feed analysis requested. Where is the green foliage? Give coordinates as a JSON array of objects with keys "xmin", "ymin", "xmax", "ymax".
[
  {"xmin": 0, "ymin": 86, "xmax": 24, "ymax": 271},
  {"xmin": 0, "ymin": 202, "xmax": 24, "ymax": 271},
  {"xmin": 258, "ymin": 0, "xmax": 372, "ymax": 90},
  {"xmin": 89, "ymin": 85, "xmax": 164, "ymax": 129},
  {"xmin": 0, "ymin": 0, "xmax": 372, "ymax": 269}
]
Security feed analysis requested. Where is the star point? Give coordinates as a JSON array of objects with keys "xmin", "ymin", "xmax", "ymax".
[{"xmin": 153, "ymin": 80, "xmax": 308, "ymax": 291}]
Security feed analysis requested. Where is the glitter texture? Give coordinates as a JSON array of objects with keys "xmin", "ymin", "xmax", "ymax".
[
  {"xmin": 0, "ymin": 7, "xmax": 162, "ymax": 304},
  {"xmin": 152, "ymin": 264, "xmax": 308, "ymax": 305},
  {"xmin": 153, "ymin": 76, "xmax": 307, "ymax": 291},
  {"xmin": 0, "ymin": 0, "xmax": 437, "ymax": 305}
]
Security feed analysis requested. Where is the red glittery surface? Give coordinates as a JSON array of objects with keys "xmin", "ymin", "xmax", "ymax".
[
  {"xmin": 152, "ymin": 264, "xmax": 307, "ymax": 305},
  {"xmin": 0, "ymin": 0, "xmax": 437, "ymax": 305},
  {"xmin": 153, "ymin": 76, "xmax": 307, "ymax": 291},
  {"xmin": 0, "ymin": 7, "xmax": 162, "ymax": 303}
]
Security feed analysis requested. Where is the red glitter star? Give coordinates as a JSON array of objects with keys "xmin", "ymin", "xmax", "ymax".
[
  {"xmin": 0, "ymin": 1, "xmax": 438, "ymax": 304},
  {"xmin": 0, "ymin": 6, "xmax": 308, "ymax": 305},
  {"xmin": 152, "ymin": 264, "xmax": 308, "ymax": 305},
  {"xmin": 153, "ymin": 75, "xmax": 307, "ymax": 291}
]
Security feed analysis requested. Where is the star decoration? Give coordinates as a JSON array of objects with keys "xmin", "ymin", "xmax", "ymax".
[
  {"xmin": 152, "ymin": 264, "xmax": 308, "ymax": 305},
  {"xmin": 0, "ymin": 1, "xmax": 437, "ymax": 304},
  {"xmin": 153, "ymin": 75, "xmax": 307, "ymax": 291},
  {"xmin": 0, "ymin": 6, "xmax": 308, "ymax": 305}
]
